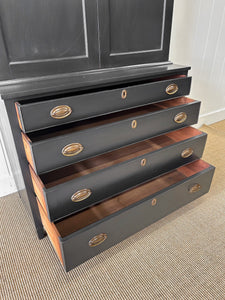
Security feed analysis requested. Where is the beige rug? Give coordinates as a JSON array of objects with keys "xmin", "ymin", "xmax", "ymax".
[{"xmin": 1, "ymin": 121, "xmax": 225, "ymax": 300}]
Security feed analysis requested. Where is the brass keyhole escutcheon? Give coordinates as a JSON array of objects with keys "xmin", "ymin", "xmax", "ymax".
[
  {"xmin": 141, "ymin": 158, "xmax": 147, "ymax": 167},
  {"xmin": 71, "ymin": 189, "xmax": 92, "ymax": 202},
  {"xmin": 89, "ymin": 233, "xmax": 107, "ymax": 247},
  {"xmin": 181, "ymin": 148, "xmax": 194, "ymax": 158},
  {"xmin": 131, "ymin": 120, "xmax": 137, "ymax": 129},
  {"xmin": 62, "ymin": 143, "xmax": 84, "ymax": 157},
  {"xmin": 121, "ymin": 89, "xmax": 127, "ymax": 99},
  {"xmin": 151, "ymin": 198, "xmax": 157, "ymax": 206},
  {"xmin": 189, "ymin": 183, "xmax": 201, "ymax": 194},
  {"xmin": 174, "ymin": 112, "xmax": 187, "ymax": 124},
  {"xmin": 166, "ymin": 83, "xmax": 179, "ymax": 95},
  {"xmin": 50, "ymin": 105, "xmax": 72, "ymax": 119}
]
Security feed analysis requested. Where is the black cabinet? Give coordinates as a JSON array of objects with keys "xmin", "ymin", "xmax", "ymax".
[
  {"xmin": 0, "ymin": 0, "xmax": 215, "ymax": 272},
  {"xmin": 0, "ymin": 0, "xmax": 174, "ymax": 79},
  {"xmin": 0, "ymin": 0, "xmax": 99, "ymax": 79},
  {"xmin": 98, "ymin": 0, "xmax": 174, "ymax": 67}
]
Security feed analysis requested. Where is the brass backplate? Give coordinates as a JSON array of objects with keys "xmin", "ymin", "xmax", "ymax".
[
  {"xmin": 181, "ymin": 148, "xmax": 194, "ymax": 158},
  {"xmin": 62, "ymin": 143, "xmax": 84, "ymax": 157},
  {"xmin": 166, "ymin": 83, "xmax": 179, "ymax": 95},
  {"xmin": 174, "ymin": 112, "xmax": 187, "ymax": 124},
  {"xmin": 50, "ymin": 105, "xmax": 72, "ymax": 119},
  {"xmin": 71, "ymin": 189, "xmax": 92, "ymax": 202},
  {"xmin": 89, "ymin": 233, "xmax": 107, "ymax": 247},
  {"xmin": 189, "ymin": 183, "xmax": 201, "ymax": 193}
]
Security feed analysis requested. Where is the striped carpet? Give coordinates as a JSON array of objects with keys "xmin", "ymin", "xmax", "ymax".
[{"xmin": 1, "ymin": 121, "xmax": 225, "ymax": 300}]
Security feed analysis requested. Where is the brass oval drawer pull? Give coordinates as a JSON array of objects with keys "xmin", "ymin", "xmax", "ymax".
[
  {"xmin": 189, "ymin": 183, "xmax": 201, "ymax": 194},
  {"xmin": 89, "ymin": 233, "xmax": 107, "ymax": 247},
  {"xmin": 62, "ymin": 143, "xmax": 84, "ymax": 157},
  {"xmin": 50, "ymin": 105, "xmax": 72, "ymax": 119},
  {"xmin": 166, "ymin": 83, "xmax": 179, "ymax": 95},
  {"xmin": 174, "ymin": 112, "xmax": 187, "ymax": 124},
  {"xmin": 71, "ymin": 188, "xmax": 92, "ymax": 202},
  {"xmin": 121, "ymin": 89, "xmax": 127, "ymax": 99},
  {"xmin": 181, "ymin": 148, "xmax": 194, "ymax": 158}
]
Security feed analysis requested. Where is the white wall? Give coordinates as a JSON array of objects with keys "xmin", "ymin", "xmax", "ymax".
[
  {"xmin": 0, "ymin": 100, "xmax": 18, "ymax": 197},
  {"xmin": 0, "ymin": 0, "xmax": 225, "ymax": 196},
  {"xmin": 0, "ymin": 130, "xmax": 17, "ymax": 196},
  {"xmin": 170, "ymin": 0, "xmax": 225, "ymax": 125}
]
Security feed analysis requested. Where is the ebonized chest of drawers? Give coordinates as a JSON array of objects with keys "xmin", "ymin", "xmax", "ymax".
[{"xmin": 0, "ymin": 0, "xmax": 214, "ymax": 272}]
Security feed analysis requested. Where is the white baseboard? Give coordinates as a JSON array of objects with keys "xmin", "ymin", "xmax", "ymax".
[{"xmin": 196, "ymin": 108, "xmax": 225, "ymax": 128}]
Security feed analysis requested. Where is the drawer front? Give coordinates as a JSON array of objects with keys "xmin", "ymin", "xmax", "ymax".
[
  {"xmin": 30, "ymin": 100, "xmax": 200, "ymax": 174},
  {"xmin": 16, "ymin": 76, "xmax": 191, "ymax": 133},
  {"xmin": 43, "ymin": 133, "xmax": 207, "ymax": 221},
  {"xmin": 60, "ymin": 165, "xmax": 214, "ymax": 271}
]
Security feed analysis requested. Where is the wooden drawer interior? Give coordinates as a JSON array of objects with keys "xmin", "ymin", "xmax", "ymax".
[
  {"xmin": 30, "ymin": 127, "xmax": 204, "ymax": 212},
  {"xmin": 37, "ymin": 160, "xmax": 214, "ymax": 271},
  {"xmin": 35, "ymin": 127, "xmax": 203, "ymax": 187},
  {"xmin": 37, "ymin": 159, "xmax": 212, "ymax": 267},
  {"xmin": 53, "ymin": 160, "xmax": 211, "ymax": 237},
  {"xmin": 23, "ymin": 97, "xmax": 195, "ymax": 143}
]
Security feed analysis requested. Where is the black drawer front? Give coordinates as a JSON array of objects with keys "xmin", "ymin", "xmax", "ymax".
[
  {"xmin": 45, "ymin": 133, "xmax": 207, "ymax": 221},
  {"xmin": 60, "ymin": 165, "xmax": 214, "ymax": 271},
  {"xmin": 31, "ymin": 100, "xmax": 200, "ymax": 174},
  {"xmin": 17, "ymin": 76, "xmax": 191, "ymax": 133}
]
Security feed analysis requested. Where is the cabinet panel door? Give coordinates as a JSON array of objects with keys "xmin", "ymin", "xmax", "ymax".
[
  {"xmin": 98, "ymin": 0, "xmax": 174, "ymax": 68},
  {"xmin": 0, "ymin": 0, "xmax": 99, "ymax": 79}
]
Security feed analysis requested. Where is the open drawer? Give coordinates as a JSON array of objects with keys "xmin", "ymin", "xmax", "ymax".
[
  {"xmin": 30, "ymin": 127, "xmax": 207, "ymax": 222},
  {"xmin": 15, "ymin": 75, "xmax": 191, "ymax": 133},
  {"xmin": 22, "ymin": 97, "xmax": 200, "ymax": 174},
  {"xmin": 37, "ymin": 159, "xmax": 215, "ymax": 271}
]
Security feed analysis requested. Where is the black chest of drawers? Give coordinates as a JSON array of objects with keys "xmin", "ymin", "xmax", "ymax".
[{"xmin": 0, "ymin": 0, "xmax": 214, "ymax": 272}]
